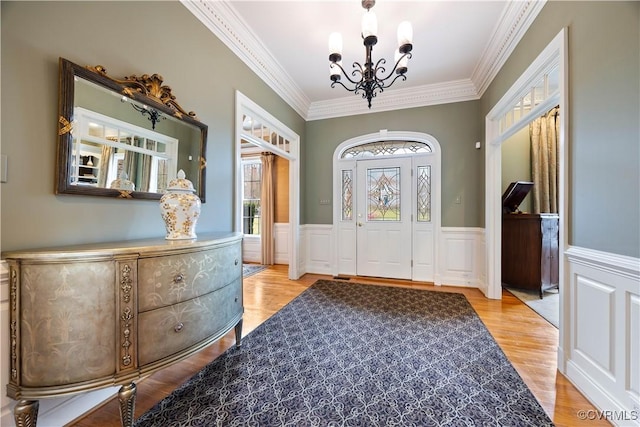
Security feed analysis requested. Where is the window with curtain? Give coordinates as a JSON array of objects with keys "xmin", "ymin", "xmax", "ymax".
[{"xmin": 242, "ymin": 159, "xmax": 262, "ymax": 235}]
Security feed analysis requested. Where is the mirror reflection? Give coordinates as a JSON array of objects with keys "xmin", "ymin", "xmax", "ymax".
[
  {"xmin": 56, "ymin": 58, "xmax": 207, "ymax": 201},
  {"xmin": 72, "ymin": 106, "xmax": 177, "ymax": 193}
]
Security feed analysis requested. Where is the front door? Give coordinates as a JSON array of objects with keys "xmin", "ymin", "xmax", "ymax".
[{"xmin": 356, "ymin": 157, "xmax": 413, "ymax": 279}]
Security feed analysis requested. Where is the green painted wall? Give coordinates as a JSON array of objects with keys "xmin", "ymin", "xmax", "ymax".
[
  {"xmin": 481, "ymin": 1, "xmax": 640, "ymax": 257},
  {"xmin": 1, "ymin": 1, "xmax": 304, "ymax": 251},
  {"xmin": 3, "ymin": 1, "xmax": 638, "ymax": 258},
  {"xmin": 304, "ymin": 101, "xmax": 483, "ymax": 226}
]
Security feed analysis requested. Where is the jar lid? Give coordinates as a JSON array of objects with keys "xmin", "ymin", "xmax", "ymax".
[{"xmin": 166, "ymin": 169, "xmax": 195, "ymax": 192}]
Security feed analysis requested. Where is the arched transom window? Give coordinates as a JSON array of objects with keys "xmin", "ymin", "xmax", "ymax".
[{"xmin": 340, "ymin": 140, "xmax": 432, "ymax": 159}]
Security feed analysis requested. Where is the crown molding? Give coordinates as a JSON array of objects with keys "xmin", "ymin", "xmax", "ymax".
[
  {"xmin": 180, "ymin": 0, "xmax": 311, "ymax": 118},
  {"xmin": 471, "ymin": 0, "xmax": 547, "ymax": 97},
  {"xmin": 182, "ymin": 0, "xmax": 545, "ymax": 121},
  {"xmin": 307, "ymin": 79, "xmax": 479, "ymax": 121}
]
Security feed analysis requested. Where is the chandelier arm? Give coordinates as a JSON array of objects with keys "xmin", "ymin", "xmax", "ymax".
[
  {"xmin": 348, "ymin": 62, "xmax": 366, "ymax": 85},
  {"xmin": 381, "ymin": 73, "xmax": 408, "ymax": 89},
  {"xmin": 331, "ymin": 61, "xmax": 365, "ymax": 86},
  {"xmin": 377, "ymin": 53, "xmax": 412, "ymax": 85},
  {"xmin": 372, "ymin": 58, "xmax": 388, "ymax": 79},
  {"xmin": 331, "ymin": 80, "xmax": 360, "ymax": 93}
]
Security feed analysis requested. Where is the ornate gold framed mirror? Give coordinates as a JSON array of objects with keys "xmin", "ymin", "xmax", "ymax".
[{"xmin": 55, "ymin": 57, "xmax": 207, "ymax": 201}]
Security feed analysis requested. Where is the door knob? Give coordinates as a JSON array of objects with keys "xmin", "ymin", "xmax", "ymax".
[{"xmin": 357, "ymin": 222, "xmax": 363, "ymax": 227}]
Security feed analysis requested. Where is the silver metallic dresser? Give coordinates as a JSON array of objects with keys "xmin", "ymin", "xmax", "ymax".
[{"xmin": 3, "ymin": 232, "xmax": 243, "ymax": 427}]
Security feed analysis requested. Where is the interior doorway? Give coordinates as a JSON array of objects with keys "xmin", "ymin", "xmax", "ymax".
[
  {"xmin": 235, "ymin": 91, "xmax": 301, "ymax": 279},
  {"xmin": 500, "ymin": 109, "xmax": 561, "ymax": 328}
]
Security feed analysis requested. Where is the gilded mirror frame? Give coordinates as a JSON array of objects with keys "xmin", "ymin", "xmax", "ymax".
[{"xmin": 55, "ymin": 57, "xmax": 207, "ymax": 201}]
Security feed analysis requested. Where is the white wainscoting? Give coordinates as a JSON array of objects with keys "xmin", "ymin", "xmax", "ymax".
[
  {"xmin": 438, "ymin": 227, "xmax": 486, "ymax": 288},
  {"xmin": 301, "ymin": 224, "xmax": 333, "ymax": 275},
  {"xmin": 303, "ymin": 224, "xmax": 486, "ymax": 288},
  {"xmin": 242, "ymin": 235, "xmax": 261, "ymax": 264},
  {"xmin": 565, "ymin": 247, "xmax": 640, "ymax": 426},
  {"xmin": 242, "ymin": 223, "xmax": 290, "ymax": 265},
  {"xmin": 0, "ymin": 262, "xmax": 120, "ymax": 427},
  {"xmin": 274, "ymin": 223, "xmax": 289, "ymax": 265}
]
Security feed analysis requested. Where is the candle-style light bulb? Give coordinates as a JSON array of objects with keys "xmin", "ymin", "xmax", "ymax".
[
  {"xmin": 397, "ymin": 21, "xmax": 413, "ymax": 46},
  {"xmin": 394, "ymin": 50, "xmax": 408, "ymax": 74},
  {"xmin": 330, "ymin": 61, "xmax": 342, "ymax": 81},
  {"xmin": 329, "ymin": 32, "xmax": 343, "ymax": 56},
  {"xmin": 361, "ymin": 10, "xmax": 378, "ymax": 40}
]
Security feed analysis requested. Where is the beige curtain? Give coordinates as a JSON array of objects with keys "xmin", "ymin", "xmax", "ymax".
[
  {"xmin": 261, "ymin": 153, "xmax": 275, "ymax": 265},
  {"xmin": 530, "ymin": 107, "xmax": 560, "ymax": 214}
]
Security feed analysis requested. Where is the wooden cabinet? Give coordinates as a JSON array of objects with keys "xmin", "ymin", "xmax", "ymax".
[
  {"xmin": 502, "ymin": 214, "xmax": 559, "ymax": 297},
  {"xmin": 2, "ymin": 232, "xmax": 243, "ymax": 427}
]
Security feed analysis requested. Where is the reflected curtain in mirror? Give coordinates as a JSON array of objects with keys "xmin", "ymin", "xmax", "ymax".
[
  {"xmin": 530, "ymin": 106, "xmax": 560, "ymax": 214},
  {"xmin": 97, "ymin": 145, "xmax": 112, "ymax": 187},
  {"xmin": 261, "ymin": 153, "xmax": 275, "ymax": 265}
]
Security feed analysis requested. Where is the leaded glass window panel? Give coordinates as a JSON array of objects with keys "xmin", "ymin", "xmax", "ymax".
[
  {"xmin": 342, "ymin": 140, "xmax": 431, "ymax": 158},
  {"xmin": 367, "ymin": 167, "xmax": 400, "ymax": 221},
  {"xmin": 417, "ymin": 165, "xmax": 431, "ymax": 222},
  {"xmin": 341, "ymin": 169, "xmax": 353, "ymax": 221}
]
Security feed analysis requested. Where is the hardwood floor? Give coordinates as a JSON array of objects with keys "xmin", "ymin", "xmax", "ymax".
[{"xmin": 69, "ymin": 265, "xmax": 609, "ymax": 426}]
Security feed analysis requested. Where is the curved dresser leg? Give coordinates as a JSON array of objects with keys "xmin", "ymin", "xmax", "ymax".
[
  {"xmin": 14, "ymin": 400, "xmax": 39, "ymax": 427},
  {"xmin": 118, "ymin": 382, "xmax": 137, "ymax": 427},
  {"xmin": 235, "ymin": 319, "xmax": 243, "ymax": 348}
]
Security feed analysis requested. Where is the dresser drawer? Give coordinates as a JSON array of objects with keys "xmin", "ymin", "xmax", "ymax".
[
  {"xmin": 137, "ymin": 278, "xmax": 243, "ymax": 366},
  {"xmin": 138, "ymin": 241, "xmax": 241, "ymax": 311}
]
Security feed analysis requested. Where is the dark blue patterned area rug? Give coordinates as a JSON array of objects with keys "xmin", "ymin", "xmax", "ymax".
[{"xmin": 135, "ymin": 280, "xmax": 554, "ymax": 427}]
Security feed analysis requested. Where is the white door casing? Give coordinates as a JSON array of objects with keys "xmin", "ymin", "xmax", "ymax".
[
  {"xmin": 332, "ymin": 131, "xmax": 441, "ymax": 283},
  {"xmin": 485, "ymin": 29, "xmax": 567, "ymax": 367},
  {"xmin": 235, "ymin": 91, "xmax": 301, "ymax": 279}
]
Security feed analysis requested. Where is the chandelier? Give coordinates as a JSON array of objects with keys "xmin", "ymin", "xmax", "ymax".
[
  {"xmin": 328, "ymin": 0, "xmax": 413, "ymax": 108},
  {"xmin": 121, "ymin": 96, "xmax": 165, "ymax": 130}
]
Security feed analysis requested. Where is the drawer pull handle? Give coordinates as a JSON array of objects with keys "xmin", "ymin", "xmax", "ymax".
[
  {"xmin": 174, "ymin": 273, "xmax": 184, "ymax": 283},
  {"xmin": 174, "ymin": 322, "xmax": 184, "ymax": 333}
]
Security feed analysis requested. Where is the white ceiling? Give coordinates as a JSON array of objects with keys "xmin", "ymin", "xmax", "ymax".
[{"xmin": 183, "ymin": 0, "xmax": 546, "ymax": 120}]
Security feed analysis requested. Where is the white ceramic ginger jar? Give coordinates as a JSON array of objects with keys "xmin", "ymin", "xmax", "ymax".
[{"xmin": 159, "ymin": 170, "xmax": 201, "ymax": 240}]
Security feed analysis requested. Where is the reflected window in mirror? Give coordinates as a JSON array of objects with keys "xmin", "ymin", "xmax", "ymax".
[{"xmin": 72, "ymin": 108, "xmax": 177, "ymax": 192}]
